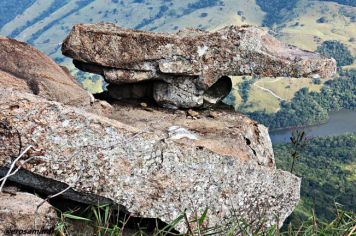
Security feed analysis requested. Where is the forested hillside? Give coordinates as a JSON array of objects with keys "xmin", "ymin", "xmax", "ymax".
[
  {"xmin": 274, "ymin": 133, "xmax": 356, "ymax": 225},
  {"xmin": 240, "ymin": 69, "xmax": 356, "ymax": 129},
  {"xmin": 256, "ymin": 0, "xmax": 299, "ymax": 26}
]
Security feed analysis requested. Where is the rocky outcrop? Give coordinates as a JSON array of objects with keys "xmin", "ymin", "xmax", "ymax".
[
  {"xmin": 0, "ymin": 191, "xmax": 57, "ymax": 235},
  {"xmin": 0, "ymin": 32, "xmax": 306, "ymax": 233},
  {"xmin": 62, "ymin": 23, "xmax": 337, "ymax": 108},
  {"xmin": 0, "ymin": 36, "xmax": 92, "ymax": 107},
  {"xmin": 0, "ymin": 88, "xmax": 300, "ymax": 232}
]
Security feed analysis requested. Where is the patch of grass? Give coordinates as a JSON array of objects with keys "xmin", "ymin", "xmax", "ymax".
[
  {"xmin": 54, "ymin": 203, "xmax": 356, "ymax": 236},
  {"xmin": 243, "ymin": 85, "xmax": 281, "ymax": 113},
  {"xmin": 231, "ymin": 76, "xmax": 280, "ymax": 113},
  {"xmin": 256, "ymin": 78, "xmax": 325, "ymax": 100},
  {"xmin": 55, "ymin": 204, "xmax": 130, "ymax": 236},
  {"xmin": 285, "ymin": 207, "xmax": 356, "ymax": 236}
]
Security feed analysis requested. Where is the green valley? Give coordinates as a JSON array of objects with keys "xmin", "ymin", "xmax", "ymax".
[
  {"xmin": 274, "ymin": 133, "xmax": 356, "ymax": 226},
  {"xmin": 227, "ymin": 69, "xmax": 356, "ymax": 129}
]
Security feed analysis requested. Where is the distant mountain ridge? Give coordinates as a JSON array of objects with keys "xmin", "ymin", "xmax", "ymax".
[{"xmin": 1, "ymin": 0, "xmax": 354, "ymax": 60}]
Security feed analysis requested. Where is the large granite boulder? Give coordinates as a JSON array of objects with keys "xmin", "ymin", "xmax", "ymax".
[
  {"xmin": 0, "ymin": 36, "xmax": 92, "ymax": 107},
  {"xmin": 62, "ymin": 23, "xmax": 337, "ymax": 108},
  {"xmin": 0, "ymin": 88, "xmax": 300, "ymax": 232}
]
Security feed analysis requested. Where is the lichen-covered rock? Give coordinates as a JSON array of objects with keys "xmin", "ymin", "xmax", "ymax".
[
  {"xmin": 0, "ymin": 192, "xmax": 57, "ymax": 235},
  {"xmin": 62, "ymin": 23, "xmax": 336, "ymax": 108},
  {"xmin": 0, "ymin": 88, "xmax": 300, "ymax": 232},
  {"xmin": 0, "ymin": 36, "xmax": 92, "ymax": 107}
]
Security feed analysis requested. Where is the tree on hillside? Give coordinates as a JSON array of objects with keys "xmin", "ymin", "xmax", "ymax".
[
  {"xmin": 316, "ymin": 40, "xmax": 354, "ymax": 67},
  {"xmin": 256, "ymin": 0, "xmax": 299, "ymax": 26}
]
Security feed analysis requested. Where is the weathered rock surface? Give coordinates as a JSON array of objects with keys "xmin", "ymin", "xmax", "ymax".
[
  {"xmin": 0, "ymin": 192, "xmax": 57, "ymax": 235},
  {"xmin": 0, "ymin": 88, "xmax": 300, "ymax": 232},
  {"xmin": 0, "ymin": 36, "xmax": 92, "ymax": 107},
  {"xmin": 62, "ymin": 23, "xmax": 337, "ymax": 108}
]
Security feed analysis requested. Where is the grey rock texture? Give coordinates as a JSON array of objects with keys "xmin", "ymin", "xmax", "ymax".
[
  {"xmin": 0, "ymin": 88, "xmax": 301, "ymax": 232},
  {"xmin": 0, "ymin": 192, "xmax": 57, "ymax": 235},
  {"xmin": 62, "ymin": 23, "xmax": 336, "ymax": 108}
]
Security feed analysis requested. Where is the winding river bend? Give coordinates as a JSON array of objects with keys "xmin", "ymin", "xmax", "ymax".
[{"xmin": 269, "ymin": 109, "xmax": 356, "ymax": 144}]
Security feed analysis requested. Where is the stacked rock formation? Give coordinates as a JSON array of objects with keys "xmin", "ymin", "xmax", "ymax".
[
  {"xmin": 62, "ymin": 23, "xmax": 336, "ymax": 108},
  {"xmin": 0, "ymin": 23, "xmax": 336, "ymax": 233}
]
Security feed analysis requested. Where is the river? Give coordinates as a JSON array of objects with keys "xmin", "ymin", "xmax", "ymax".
[{"xmin": 269, "ymin": 109, "xmax": 356, "ymax": 144}]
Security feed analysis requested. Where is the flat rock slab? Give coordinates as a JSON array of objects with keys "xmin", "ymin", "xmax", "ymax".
[
  {"xmin": 62, "ymin": 23, "xmax": 336, "ymax": 108},
  {"xmin": 108, "ymin": 100, "xmax": 275, "ymax": 167},
  {"xmin": 62, "ymin": 23, "xmax": 336, "ymax": 85},
  {"xmin": 0, "ymin": 89, "xmax": 300, "ymax": 232}
]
